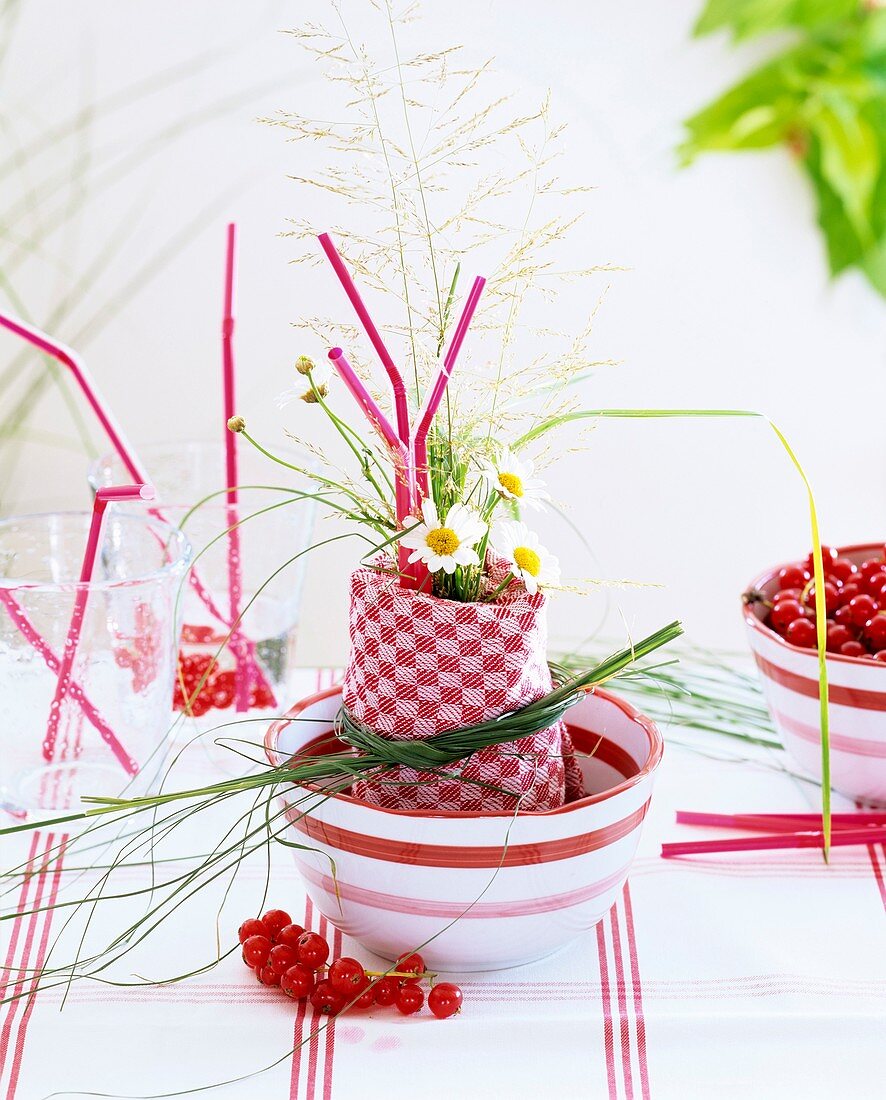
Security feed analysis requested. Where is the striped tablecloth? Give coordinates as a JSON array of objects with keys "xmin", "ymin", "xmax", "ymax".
[{"xmin": 1, "ymin": 668, "xmax": 884, "ymax": 1099}]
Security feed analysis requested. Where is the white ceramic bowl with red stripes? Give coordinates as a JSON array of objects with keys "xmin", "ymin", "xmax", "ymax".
[
  {"xmin": 745, "ymin": 542, "xmax": 886, "ymax": 804},
  {"xmin": 265, "ymin": 685, "xmax": 661, "ymax": 971}
]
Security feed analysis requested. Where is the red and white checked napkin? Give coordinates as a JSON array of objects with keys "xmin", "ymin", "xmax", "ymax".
[{"xmin": 343, "ymin": 560, "xmax": 583, "ymax": 812}]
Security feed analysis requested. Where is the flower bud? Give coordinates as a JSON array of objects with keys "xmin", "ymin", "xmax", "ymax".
[
  {"xmin": 227, "ymin": 415, "xmax": 246, "ymax": 433},
  {"xmin": 295, "ymin": 356, "xmax": 315, "ymax": 376}
]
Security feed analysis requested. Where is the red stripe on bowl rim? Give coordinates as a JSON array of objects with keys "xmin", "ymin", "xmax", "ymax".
[
  {"xmin": 293, "ymin": 859, "xmax": 633, "ymax": 918},
  {"xmin": 282, "ymin": 800, "xmax": 650, "ymax": 867},
  {"xmin": 265, "ymin": 684, "xmax": 662, "ymax": 820},
  {"xmin": 752, "ymin": 653, "xmax": 886, "ymax": 712},
  {"xmin": 744, "ymin": 541, "xmax": 886, "ymax": 670},
  {"xmin": 770, "ymin": 708, "xmax": 886, "ymax": 759}
]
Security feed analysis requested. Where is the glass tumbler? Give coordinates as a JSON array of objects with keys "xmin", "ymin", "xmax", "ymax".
[
  {"xmin": 0, "ymin": 511, "xmax": 190, "ymax": 816},
  {"xmin": 89, "ymin": 442, "xmax": 317, "ymax": 731}
]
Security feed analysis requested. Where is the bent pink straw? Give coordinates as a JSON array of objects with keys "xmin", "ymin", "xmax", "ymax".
[
  {"xmin": 221, "ymin": 223, "xmax": 252, "ymax": 712},
  {"xmin": 675, "ymin": 810, "xmax": 886, "ymax": 832},
  {"xmin": 0, "ymin": 308, "xmax": 275, "ymax": 702},
  {"xmin": 413, "ymin": 276, "xmax": 485, "ymax": 497},
  {"xmin": 43, "ymin": 484, "xmax": 154, "ymax": 767},
  {"xmin": 0, "ymin": 590, "xmax": 137, "ymax": 776},
  {"xmin": 317, "ymin": 233, "xmax": 410, "ymax": 449},
  {"xmin": 661, "ymin": 826, "xmax": 886, "ymax": 858}
]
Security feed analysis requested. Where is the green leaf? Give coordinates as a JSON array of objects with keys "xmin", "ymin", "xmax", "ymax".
[
  {"xmin": 694, "ymin": 0, "xmax": 860, "ymax": 43},
  {"xmin": 807, "ymin": 99, "xmax": 879, "ymax": 240},
  {"xmin": 680, "ymin": 57, "xmax": 804, "ymax": 162}
]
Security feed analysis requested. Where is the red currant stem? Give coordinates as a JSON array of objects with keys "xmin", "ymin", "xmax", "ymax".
[{"xmin": 364, "ymin": 968, "xmax": 436, "ymax": 980}]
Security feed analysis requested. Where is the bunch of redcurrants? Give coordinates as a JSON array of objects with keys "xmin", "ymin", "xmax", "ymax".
[
  {"xmin": 238, "ymin": 908, "xmax": 463, "ymax": 1020},
  {"xmin": 756, "ymin": 546, "xmax": 886, "ymax": 661}
]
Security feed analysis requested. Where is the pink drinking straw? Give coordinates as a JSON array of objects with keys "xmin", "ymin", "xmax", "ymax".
[
  {"xmin": 317, "ymin": 234, "xmax": 427, "ymax": 589},
  {"xmin": 0, "ymin": 309, "xmax": 275, "ymax": 701},
  {"xmin": 221, "ymin": 223, "xmax": 252, "ymax": 712},
  {"xmin": 43, "ymin": 485, "xmax": 155, "ymax": 767},
  {"xmin": 413, "ymin": 276, "xmax": 485, "ymax": 498},
  {"xmin": 660, "ymin": 826, "xmax": 886, "ymax": 858},
  {"xmin": 675, "ymin": 810, "xmax": 886, "ymax": 832},
  {"xmin": 317, "ymin": 233, "xmax": 411, "ymax": 450},
  {"xmin": 327, "ymin": 347, "xmax": 414, "ymax": 521},
  {"xmin": 0, "ymin": 590, "xmax": 137, "ymax": 776}
]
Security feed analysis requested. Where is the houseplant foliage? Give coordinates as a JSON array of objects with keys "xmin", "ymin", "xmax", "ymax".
[{"xmin": 681, "ymin": 0, "xmax": 886, "ymax": 296}]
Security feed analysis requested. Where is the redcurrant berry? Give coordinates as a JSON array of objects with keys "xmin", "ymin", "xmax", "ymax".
[
  {"xmin": 328, "ymin": 957, "xmax": 369, "ymax": 996},
  {"xmin": 785, "ymin": 617, "xmax": 816, "ymax": 649},
  {"xmin": 874, "ymin": 651, "xmax": 886, "ymax": 663},
  {"xmin": 310, "ymin": 979, "xmax": 345, "ymax": 1016},
  {"xmin": 242, "ymin": 934, "xmax": 272, "ymax": 968},
  {"xmin": 826, "ymin": 623, "xmax": 854, "ymax": 653},
  {"xmin": 778, "ymin": 565, "xmax": 809, "ymax": 590},
  {"xmin": 805, "ymin": 546, "xmax": 838, "ymax": 573},
  {"xmin": 841, "ymin": 640, "xmax": 867, "ymax": 658},
  {"xmin": 281, "ymin": 963, "xmax": 316, "ymax": 1000},
  {"xmin": 256, "ymin": 964, "xmax": 280, "ymax": 986},
  {"xmin": 395, "ymin": 984, "xmax": 424, "ymax": 1015},
  {"xmin": 268, "ymin": 944, "xmax": 298, "ymax": 976},
  {"xmin": 860, "ymin": 558, "xmax": 884, "ymax": 581},
  {"xmin": 865, "ymin": 572, "xmax": 886, "ymax": 596},
  {"xmin": 770, "ymin": 599, "xmax": 804, "ymax": 633},
  {"xmin": 838, "ymin": 582, "xmax": 861, "ymax": 607},
  {"xmin": 428, "ymin": 983, "xmax": 463, "ymax": 1020},
  {"xmin": 805, "ymin": 581, "xmax": 839, "ymax": 616},
  {"xmin": 261, "ymin": 909, "xmax": 292, "ymax": 941},
  {"xmin": 274, "ymin": 923, "xmax": 306, "ymax": 950},
  {"xmin": 296, "ymin": 931, "xmax": 330, "ymax": 969},
  {"xmin": 238, "ymin": 918, "xmax": 265, "ymax": 945},
  {"xmin": 848, "ymin": 594, "xmax": 878, "ymax": 629},
  {"xmin": 354, "ymin": 987, "xmax": 376, "ymax": 1010},
  {"xmin": 395, "ymin": 952, "xmax": 426, "ymax": 983},
  {"xmin": 834, "ymin": 604, "xmax": 854, "ymax": 627},
  {"xmin": 373, "ymin": 976, "xmax": 399, "ymax": 1006},
  {"xmin": 827, "ymin": 558, "xmax": 856, "ymax": 585},
  {"xmin": 863, "ymin": 615, "xmax": 886, "ymax": 651}
]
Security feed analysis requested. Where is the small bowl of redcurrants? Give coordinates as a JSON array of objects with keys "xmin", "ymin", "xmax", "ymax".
[{"xmin": 743, "ymin": 542, "xmax": 886, "ymax": 804}]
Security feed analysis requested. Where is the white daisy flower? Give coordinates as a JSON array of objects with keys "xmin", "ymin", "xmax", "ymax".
[
  {"xmin": 479, "ymin": 448, "xmax": 548, "ymax": 509},
  {"xmin": 400, "ymin": 498, "xmax": 487, "ymax": 575},
  {"xmin": 492, "ymin": 520, "xmax": 560, "ymax": 596},
  {"xmin": 276, "ymin": 360, "xmax": 332, "ymax": 408}
]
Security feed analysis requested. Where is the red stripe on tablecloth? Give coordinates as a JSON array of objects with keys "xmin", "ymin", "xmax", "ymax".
[
  {"xmin": 609, "ymin": 904, "xmax": 634, "ymax": 1099},
  {"xmin": 305, "ymin": 914, "xmax": 328, "ymax": 1100},
  {"xmin": 294, "ymin": 858, "xmax": 629, "ymax": 919},
  {"xmin": 289, "ymin": 803, "xmax": 648, "ymax": 868},
  {"xmin": 754, "ymin": 653, "xmax": 886, "ymax": 712},
  {"xmin": 6, "ymin": 836, "xmax": 66, "ymax": 1099},
  {"xmin": 0, "ymin": 834, "xmax": 39, "ymax": 1004},
  {"xmin": 322, "ymin": 924, "xmax": 342, "ymax": 1100},
  {"xmin": 622, "ymin": 884, "xmax": 650, "ymax": 1100},
  {"xmin": 290, "ymin": 897, "xmax": 314, "ymax": 1100},
  {"xmin": 596, "ymin": 920, "xmax": 617, "ymax": 1100},
  {"xmin": 0, "ymin": 833, "xmax": 52, "ymax": 1089}
]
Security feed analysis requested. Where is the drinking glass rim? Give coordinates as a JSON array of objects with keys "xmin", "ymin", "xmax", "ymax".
[
  {"xmin": 0, "ymin": 510, "xmax": 191, "ymax": 593},
  {"xmin": 87, "ymin": 440, "xmax": 318, "ymax": 511}
]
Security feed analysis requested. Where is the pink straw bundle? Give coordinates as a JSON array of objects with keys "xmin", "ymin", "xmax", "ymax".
[
  {"xmin": 662, "ymin": 810, "xmax": 886, "ymax": 858},
  {"xmin": 317, "ymin": 232, "xmax": 485, "ymax": 589}
]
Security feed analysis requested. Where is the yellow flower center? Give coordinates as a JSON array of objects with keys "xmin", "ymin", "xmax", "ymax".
[
  {"xmin": 513, "ymin": 546, "xmax": 541, "ymax": 577},
  {"xmin": 498, "ymin": 472, "xmax": 524, "ymax": 498},
  {"xmin": 426, "ymin": 527, "xmax": 461, "ymax": 556}
]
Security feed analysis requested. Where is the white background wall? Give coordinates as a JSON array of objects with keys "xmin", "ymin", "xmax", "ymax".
[{"xmin": 2, "ymin": 0, "xmax": 884, "ymax": 666}]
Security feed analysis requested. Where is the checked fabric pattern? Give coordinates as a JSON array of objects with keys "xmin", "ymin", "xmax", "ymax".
[{"xmin": 344, "ymin": 558, "xmax": 584, "ymax": 812}]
